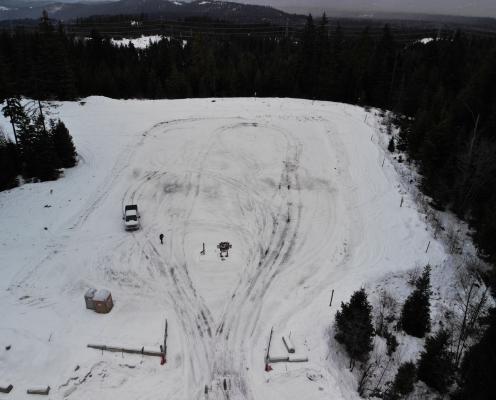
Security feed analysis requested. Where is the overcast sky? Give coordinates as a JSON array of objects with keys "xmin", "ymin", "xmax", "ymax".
[
  {"xmin": 21, "ymin": 1, "xmax": 496, "ymax": 18},
  {"xmin": 245, "ymin": 1, "xmax": 496, "ymax": 18}
]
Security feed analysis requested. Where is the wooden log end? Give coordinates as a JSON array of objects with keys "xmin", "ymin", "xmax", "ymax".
[{"xmin": 26, "ymin": 386, "xmax": 50, "ymax": 395}]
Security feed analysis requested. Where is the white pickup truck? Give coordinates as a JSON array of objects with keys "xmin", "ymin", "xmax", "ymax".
[{"xmin": 123, "ymin": 204, "xmax": 141, "ymax": 231}]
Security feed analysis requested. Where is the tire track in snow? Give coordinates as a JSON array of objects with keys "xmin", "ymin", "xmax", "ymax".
[
  {"xmin": 125, "ymin": 120, "xmax": 238, "ymax": 398},
  {"xmin": 97, "ymin": 119, "xmax": 310, "ymax": 399},
  {"xmin": 68, "ymin": 122, "xmax": 164, "ymax": 231},
  {"xmin": 205, "ymin": 126, "xmax": 304, "ymax": 400}
]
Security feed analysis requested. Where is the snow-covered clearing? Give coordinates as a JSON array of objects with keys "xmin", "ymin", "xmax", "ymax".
[
  {"xmin": 109, "ymin": 35, "xmax": 188, "ymax": 49},
  {"xmin": 416, "ymin": 37, "xmax": 435, "ymax": 44},
  {"xmin": 0, "ymin": 97, "xmax": 447, "ymax": 399},
  {"xmin": 110, "ymin": 35, "xmax": 164, "ymax": 48}
]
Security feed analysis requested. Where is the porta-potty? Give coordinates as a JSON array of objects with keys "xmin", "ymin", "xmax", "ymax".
[
  {"xmin": 84, "ymin": 288, "xmax": 97, "ymax": 310},
  {"xmin": 93, "ymin": 289, "xmax": 113, "ymax": 314}
]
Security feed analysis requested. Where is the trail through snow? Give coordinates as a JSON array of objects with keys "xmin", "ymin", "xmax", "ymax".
[{"xmin": 0, "ymin": 97, "xmax": 446, "ymax": 400}]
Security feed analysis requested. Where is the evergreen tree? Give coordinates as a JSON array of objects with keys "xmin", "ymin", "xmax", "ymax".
[
  {"xmin": 164, "ymin": 66, "xmax": 190, "ymax": 98},
  {"xmin": 388, "ymin": 137, "xmax": 395, "ymax": 153},
  {"xmin": 316, "ymin": 13, "xmax": 332, "ymax": 99},
  {"xmin": 385, "ymin": 331, "xmax": 398, "ymax": 356},
  {"xmin": 15, "ymin": 110, "xmax": 59, "ymax": 181},
  {"xmin": 50, "ymin": 119, "xmax": 77, "ymax": 168},
  {"xmin": 400, "ymin": 265, "xmax": 431, "ymax": 337},
  {"xmin": 417, "ymin": 329, "xmax": 454, "ymax": 393},
  {"xmin": 27, "ymin": 115, "xmax": 60, "ymax": 181},
  {"xmin": 1, "ymin": 96, "xmax": 24, "ymax": 145},
  {"xmin": 0, "ymin": 56, "xmax": 9, "ymax": 102},
  {"xmin": 456, "ymin": 308, "xmax": 496, "ymax": 400},
  {"xmin": 0, "ymin": 130, "xmax": 20, "ymax": 190},
  {"xmin": 386, "ymin": 361, "xmax": 417, "ymax": 400},
  {"xmin": 15, "ymin": 104, "xmax": 37, "ymax": 175},
  {"xmin": 29, "ymin": 114, "xmax": 60, "ymax": 181},
  {"xmin": 296, "ymin": 14, "xmax": 318, "ymax": 98},
  {"xmin": 335, "ymin": 288, "xmax": 375, "ymax": 368}
]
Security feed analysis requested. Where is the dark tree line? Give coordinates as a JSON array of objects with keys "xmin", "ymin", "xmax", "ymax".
[{"xmin": 0, "ymin": 96, "xmax": 77, "ymax": 188}]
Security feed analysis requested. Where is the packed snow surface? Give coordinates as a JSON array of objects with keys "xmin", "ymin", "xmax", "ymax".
[{"xmin": 0, "ymin": 97, "xmax": 446, "ymax": 399}]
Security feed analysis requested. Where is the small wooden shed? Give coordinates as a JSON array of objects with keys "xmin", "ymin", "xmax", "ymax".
[{"xmin": 93, "ymin": 289, "xmax": 113, "ymax": 314}]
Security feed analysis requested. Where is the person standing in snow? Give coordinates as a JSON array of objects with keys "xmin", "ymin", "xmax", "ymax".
[{"xmin": 159, "ymin": 233, "xmax": 164, "ymax": 244}]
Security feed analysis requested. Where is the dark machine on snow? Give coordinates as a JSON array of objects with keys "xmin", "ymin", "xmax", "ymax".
[{"xmin": 217, "ymin": 242, "xmax": 232, "ymax": 258}]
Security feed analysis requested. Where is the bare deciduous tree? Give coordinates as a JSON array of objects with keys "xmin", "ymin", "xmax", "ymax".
[
  {"xmin": 406, "ymin": 266, "xmax": 422, "ymax": 286},
  {"xmin": 376, "ymin": 289, "xmax": 398, "ymax": 337},
  {"xmin": 452, "ymin": 263, "xmax": 489, "ymax": 367},
  {"xmin": 446, "ymin": 224, "xmax": 462, "ymax": 254}
]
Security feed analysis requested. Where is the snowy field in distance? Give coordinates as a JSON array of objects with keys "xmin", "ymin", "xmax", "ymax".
[
  {"xmin": 110, "ymin": 35, "xmax": 164, "ymax": 48},
  {"xmin": 0, "ymin": 97, "xmax": 447, "ymax": 400},
  {"xmin": 109, "ymin": 35, "xmax": 187, "ymax": 49}
]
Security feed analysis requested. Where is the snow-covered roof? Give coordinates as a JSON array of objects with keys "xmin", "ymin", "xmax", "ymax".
[
  {"xmin": 85, "ymin": 287, "xmax": 96, "ymax": 298},
  {"xmin": 93, "ymin": 289, "xmax": 111, "ymax": 302}
]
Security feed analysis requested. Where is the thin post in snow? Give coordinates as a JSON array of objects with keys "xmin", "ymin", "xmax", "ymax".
[
  {"xmin": 382, "ymin": 157, "xmax": 385, "ymax": 167},
  {"xmin": 425, "ymin": 241, "xmax": 431, "ymax": 253},
  {"xmin": 265, "ymin": 328, "xmax": 274, "ymax": 372},
  {"xmin": 400, "ymin": 197, "xmax": 404, "ymax": 208},
  {"xmin": 265, "ymin": 327, "xmax": 273, "ymax": 363},
  {"xmin": 329, "ymin": 289, "xmax": 334, "ymax": 307},
  {"xmin": 163, "ymin": 319, "xmax": 168, "ymax": 358}
]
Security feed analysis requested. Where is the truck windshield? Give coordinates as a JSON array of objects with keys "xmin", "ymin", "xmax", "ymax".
[{"xmin": 126, "ymin": 215, "xmax": 137, "ymax": 221}]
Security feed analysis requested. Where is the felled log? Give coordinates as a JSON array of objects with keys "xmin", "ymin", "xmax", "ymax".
[
  {"xmin": 87, "ymin": 344, "xmax": 163, "ymax": 357},
  {"xmin": 27, "ymin": 386, "xmax": 50, "ymax": 395},
  {"xmin": 267, "ymin": 356, "xmax": 289, "ymax": 363},
  {"xmin": 288, "ymin": 356, "xmax": 309, "ymax": 363},
  {"xmin": 0, "ymin": 384, "xmax": 13, "ymax": 393}
]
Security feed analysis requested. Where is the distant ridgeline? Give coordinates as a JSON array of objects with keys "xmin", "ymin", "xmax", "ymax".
[{"xmin": 1, "ymin": 14, "xmax": 496, "ymax": 274}]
